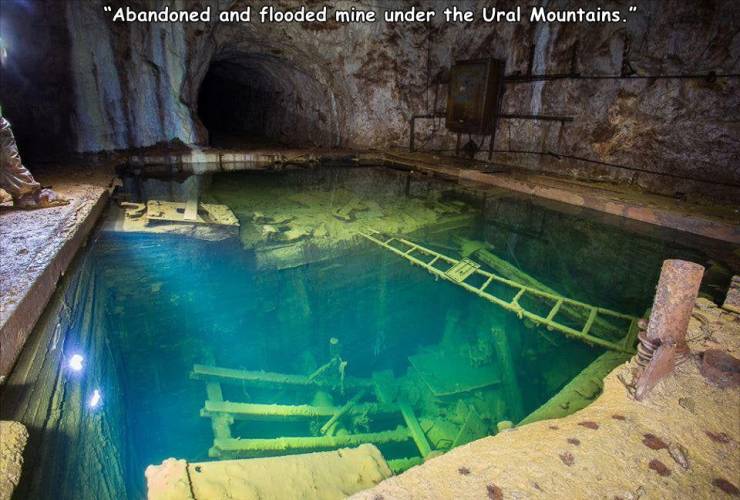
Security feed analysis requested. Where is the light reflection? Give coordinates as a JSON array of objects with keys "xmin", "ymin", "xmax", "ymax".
[
  {"xmin": 68, "ymin": 353, "xmax": 85, "ymax": 372},
  {"xmin": 88, "ymin": 389, "xmax": 102, "ymax": 409}
]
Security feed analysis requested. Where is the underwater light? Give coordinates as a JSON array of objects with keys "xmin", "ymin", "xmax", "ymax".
[
  {"xmin": 88, "ymin": 389, "xmax": 102, "ymax": 409},
  {"xmin": 68, "ymin": 353, "xmax": 85, "ymax": 372}
]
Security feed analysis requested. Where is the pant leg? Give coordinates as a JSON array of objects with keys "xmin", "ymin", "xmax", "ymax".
[{"xmin": 0, "ymin": 116, "xmax": 40, "ymax": 198}]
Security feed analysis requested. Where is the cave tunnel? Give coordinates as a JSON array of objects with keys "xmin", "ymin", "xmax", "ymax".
[{"xmin": 197, "ymin": 54, "xmax": 336, "ymax": 148}]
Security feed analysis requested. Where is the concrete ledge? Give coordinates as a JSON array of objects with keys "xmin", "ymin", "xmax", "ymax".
[
  {"xmin": 0, "ymin": 165, "xmax": 113, "ymax": 380},
  {"xmin": 458, "ymin": 170, "xmax": 740, "ymax": 244}
]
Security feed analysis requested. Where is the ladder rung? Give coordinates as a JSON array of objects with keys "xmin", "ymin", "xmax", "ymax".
[
  {"xmin": 404, "ymin": 245, "xmax": 417, "ymax": 255},
  {"xmin": 511, "ymin": 288, "xmax": 526, "ymax": 306},
  {"xmin": 581, "ymin": 308, "xmax": 598, "ymax": 336},
  {"xmin": 546, "ymin": 299, "xmax": 563, "ymax": 321},
  {"xmin": 428, "ymin": 256, "xmax": 440, "ymax": 267},
  {"xmin": 480, "ymin": 276, "xmax": 493, "ymax": 291}
]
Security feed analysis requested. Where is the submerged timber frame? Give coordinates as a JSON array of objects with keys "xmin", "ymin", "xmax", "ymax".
[
  {"xmin": 190, "ymin": 363, "xmax": 432, "ymax": 471},
  {"xmin": 361, "ymin": 231, "xmax": 640, "ymax": 353}
]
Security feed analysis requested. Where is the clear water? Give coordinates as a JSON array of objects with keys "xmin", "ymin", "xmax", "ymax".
[{"xmin": 36, "ymin": 166, "xmax": 740, "ymax": 496}]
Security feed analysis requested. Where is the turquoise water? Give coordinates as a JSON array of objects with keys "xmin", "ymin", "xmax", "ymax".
[{"xmin": 13, "ymin": 166, "xmax": 738, "ymax": 498}]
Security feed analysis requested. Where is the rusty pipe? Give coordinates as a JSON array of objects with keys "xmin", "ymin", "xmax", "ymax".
[{"xmin": 634, "ymin": 259, "xmax": 704, "ymax": 400}]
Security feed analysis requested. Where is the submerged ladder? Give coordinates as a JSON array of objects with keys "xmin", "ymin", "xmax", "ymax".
[{"xmin": 361, "ymin": 232, "xmax": 639, "ymax": 353}]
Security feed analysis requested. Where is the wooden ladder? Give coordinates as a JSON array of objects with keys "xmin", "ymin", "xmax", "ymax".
[{"xmin": 361, "ymin": 232, "xmax": 639, "ymax": 353}]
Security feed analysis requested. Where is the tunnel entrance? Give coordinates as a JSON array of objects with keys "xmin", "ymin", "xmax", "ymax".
[{"xmin": 197, "ymin": 55, "xmax": 337, "ymax": 148}]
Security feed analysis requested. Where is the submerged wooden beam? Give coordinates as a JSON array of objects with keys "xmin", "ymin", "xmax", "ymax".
[
  {"xmin": 491, "ymin": 327, "xmax": 524, "ymax": 422},
  {"xmin": 213, "ymin": 427, "xmax": 411, "ymax": 453},
  {"xmin": 320, "ymin": 390, "xmax": 366, "ymax": 435},
  {"xmin": 191, "ymin": 364, "xmax": 373, "ymax": 390},
  {"xmin": 519, "ymin": 351, "xmax": 631, "ymax": 425},
  {"xmin": 202, "ymin": 400, "xmax": 398, "ymax": 421},
  {"xmin": 399, "ymin": 401, "xmax": 432, "ymax": 458},
  {"xmin": 386, "ymin": 457, "xmax": 424, "ymax": 474},
  {"xmin": 457, "ymin": 237, "xmax": 626, "ymax": 340}
]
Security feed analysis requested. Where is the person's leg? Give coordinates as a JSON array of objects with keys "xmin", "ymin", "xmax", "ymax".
[
  {"xmin": 0, "ymin": 116, "xmax": 41, "ymax": 198},
  {"xmin": 0, "ymin": 116, "xmax": 67, "ymax": 208}
]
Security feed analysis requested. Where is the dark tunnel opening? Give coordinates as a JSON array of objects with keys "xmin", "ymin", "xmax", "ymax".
[{"xmin": 196, "ymin": 55, "xmax": 337, "ymax": 148}]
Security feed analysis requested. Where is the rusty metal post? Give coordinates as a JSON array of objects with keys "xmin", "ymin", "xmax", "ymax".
[{"xmin": 634, "ymin": 259, "xmax": 704, "ymax": 400}]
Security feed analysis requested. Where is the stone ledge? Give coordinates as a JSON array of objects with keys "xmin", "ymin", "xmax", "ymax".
[{"xmin": 0, "ymin": 164, "xmax": 114, "ymax": 380}]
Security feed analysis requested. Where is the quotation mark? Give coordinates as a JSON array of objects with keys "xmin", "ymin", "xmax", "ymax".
[
  {"xmin": 104, "ymin": 6, "xmax": 111, "ymax": 13},
  {"xmin": 623, "ymin": 5, "xmax": 637, "ymax": 22}
]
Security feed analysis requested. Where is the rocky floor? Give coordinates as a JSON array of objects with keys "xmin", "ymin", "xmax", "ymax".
[{"xmin": 354, "ymin": 297, "xmax": 740, "ymax": 499}]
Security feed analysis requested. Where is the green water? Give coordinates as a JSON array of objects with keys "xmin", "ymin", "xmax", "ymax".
[{"xmin": 36, "ymin": 166, "xmax": 740, "ymax": 496}]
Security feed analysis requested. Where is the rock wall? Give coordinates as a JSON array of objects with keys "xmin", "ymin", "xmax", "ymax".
[
  {"xmin": 0, "ymin": 0, "xmax": 737, "ymax": 196},
  {"xmin": 0, "ymin": 251, "xmax": 130, "ymax": 500}
]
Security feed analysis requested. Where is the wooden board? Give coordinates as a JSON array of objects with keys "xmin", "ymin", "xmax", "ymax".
[
  {"xmin": 409, "ymin": 348, "xmax": 501, "ymax": 397},
  {"xmin": 445, "ymin": 258, "xmax": 480, "ymax": 282},
  {"xmin": 452, "ymin": 405, "xmax": 488, "ymax": 447},
  {"xmin": 146, "ymin": 200, "xmax": 239, "ymax": 226}
]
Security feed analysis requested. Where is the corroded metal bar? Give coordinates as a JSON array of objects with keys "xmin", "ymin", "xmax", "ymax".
[{"xmin": 634, "ymin": 259, "xmax": 704, "ymax": 400}]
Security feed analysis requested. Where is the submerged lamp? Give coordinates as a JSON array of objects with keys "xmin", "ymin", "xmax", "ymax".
[
  {"xmin": 88, "ymin": 389, "xmax": 102, "ymax": 409},
  {"xmin": 68, "ymin": 353, "xmax": 85, "ymax": 372}
]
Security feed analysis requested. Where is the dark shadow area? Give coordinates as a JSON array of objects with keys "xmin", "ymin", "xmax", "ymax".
[
  {"xmin": 196, "ymin": 54, "xmax": 336, "ymax": 149},
  {"xmin": 198, "ymin": 60, "xmax": 273, "ymax": 147}
]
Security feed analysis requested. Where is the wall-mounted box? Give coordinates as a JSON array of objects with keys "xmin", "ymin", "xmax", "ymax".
[{"xmin": 446, "ymin": 58, "xmax": 506, "ymax": 134}]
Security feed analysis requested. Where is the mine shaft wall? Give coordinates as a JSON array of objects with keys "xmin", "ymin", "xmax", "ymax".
[
  {"xmin": 0, "ymin": 249, "xmax": 130, "ymax": 500},
  {"xmin": 0, "ymin": 0, "xmax": 738, "ymax": 198}
]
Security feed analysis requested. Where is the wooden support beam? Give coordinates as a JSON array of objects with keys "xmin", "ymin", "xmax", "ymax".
[
  {"xmin": 183, "ymin": 195, "xmax": 199, "ymax": 222},
  {"xmin": 202, "ymin": 400, "xmax": 398, "ymax": 421},
  {"xmin": 398, "ymin": 401, "xmax": 432, "ymax": 458},
  {"xmin": 387, "ymin": 457, "xmax": 423, "ymax": 474},
  {"xmin": 205, "ymin": 379, "xmax": 231, "ymax": 458},
  {"xmin": 191, "ymin": 364, "xmax": 373, "ymax": 390},
  {"xmin": 213, "ymin": 427, "xmax": 411, "ymax": 453},
  {"xmin": 491, "ymin": 327, "xmax": 525, "ymax": 422},
  {"xmin": 320, "ymin": 390, "xmax": 366, "ymax": 435}
]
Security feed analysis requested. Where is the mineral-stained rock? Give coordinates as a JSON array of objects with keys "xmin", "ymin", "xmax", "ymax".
[
  {"xmin": 0, "ymin": 421, "xmax": 28, "ymax": 500},
  {"xmin": 2, "ymin": 0, "xmax": 738, "ymax": 200}
]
